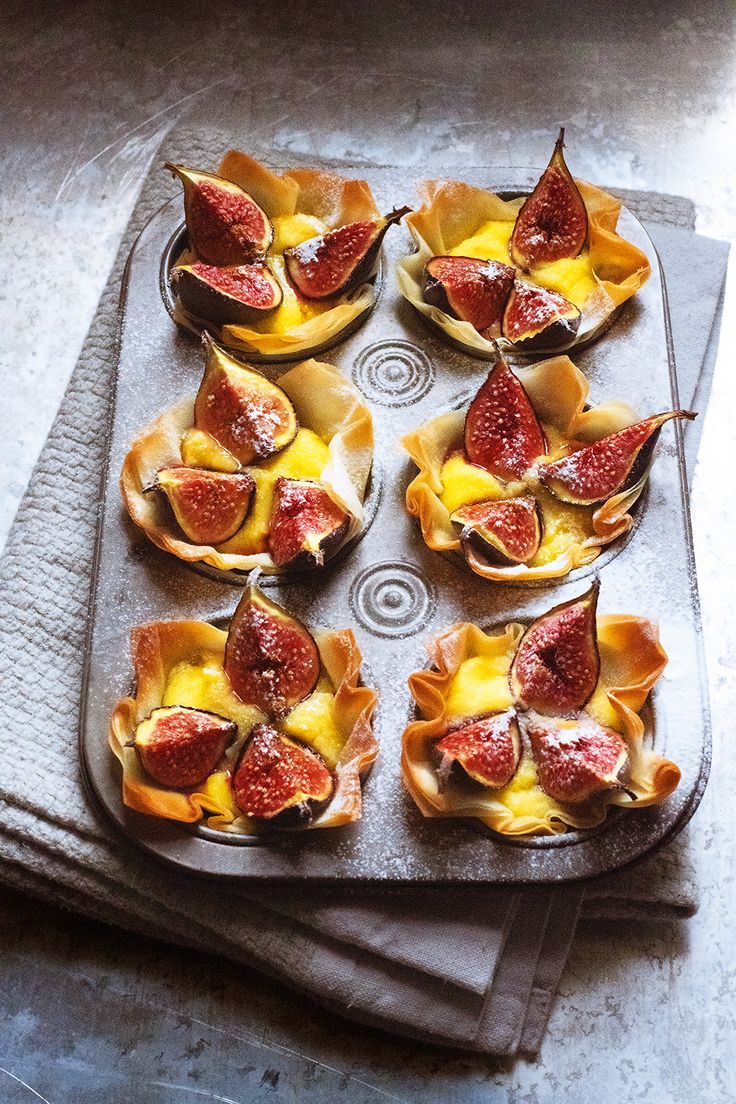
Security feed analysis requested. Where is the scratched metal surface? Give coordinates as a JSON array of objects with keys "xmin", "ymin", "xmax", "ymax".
[{"xmin": 80, "ymin": 171, "xmax": 709, "ymax": 883}]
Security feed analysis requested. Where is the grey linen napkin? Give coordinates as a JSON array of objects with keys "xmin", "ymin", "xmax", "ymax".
[{"xmin": 0, "ymin": 133, "xmax": 728, "ymax": 1056}]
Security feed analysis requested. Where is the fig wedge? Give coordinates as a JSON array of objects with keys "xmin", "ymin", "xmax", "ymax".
[
  {"xmin": 435, "ymin": 709, "xmax": 521, "ymax": 790},
  {"xmin": 423, "ymin": 256, "xmax": 515, "ymax": 334},
  {"xmin": 268, "ymin": 477, "xmax": 350, "ymax": 569},
  {"xmin": 148, "ymin": 467, "xmax": 255, "ymax": 545},
  {"xmin": 232, "ymin": 723, "xmax": 333, "ymax": 822},
  {"xmin": 502, "ymin": 280, "xmax": 581, "ymax": 349},
  {"xmin": 194, "ymin": 335, "xmax": 298, "ymax": 464},
  {"xmin": 284, "ymin": 206, "xmax": 411, "ymax": 300},
  {"xmin": 509, "ymin": 128, "xmax": 588, "ymax": 271},
  {"xmin": 464, "ymin": 351, "xmax": 547, "ymax": 480},
  {"xmin": 522, "ymin": 710, "xmax": 629, "ymax": 804},
  {"xmin": 451, "ymin": 496, "xmax": 542, "ymax": 565},
  {"xmin": 165, "ymin": 163, "xmax": 273, "ymax": 265},
  {"xmin": 134, "ymin": 706, "xmax": 237, "ymax": 789},
  {"xmin": 538, "ymin": 410, "xmax": 697, "ymax": 505},
  {"xmin": 224, "ymin": 583, "xmax": 320, "ymax": 718},
  {"xmin": 511, "ymin": 579, "xmax": 600, "ymax": 715},
  {"xmin": 171, "ymin": 261, "xmax": 282, "ymax": 326}
]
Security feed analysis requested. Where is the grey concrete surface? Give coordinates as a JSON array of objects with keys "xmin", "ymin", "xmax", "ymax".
[{"xmin": 1, "ymin": 1, "xmax": 735, "ymax": 1100}]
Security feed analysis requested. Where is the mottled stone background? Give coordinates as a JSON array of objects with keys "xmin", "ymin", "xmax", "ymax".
[{"xmin": 1, "ymin": 1, "xmax": 734, "ymax": 1100}]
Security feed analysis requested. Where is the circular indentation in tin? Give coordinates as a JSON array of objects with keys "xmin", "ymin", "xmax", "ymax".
[
  {"xmin": 352, "ymin": 340, "xmax": 435, "ymax": 407},
  {"xmin": 349, "ymin": 562, "xmax": 436, "ymax": 638}
]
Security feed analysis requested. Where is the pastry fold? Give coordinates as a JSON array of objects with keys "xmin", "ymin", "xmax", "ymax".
[
  {"xmin": 110, "ymin": 621, "xmax": 379, "ymax": 832},
  {"xmin": 402, "ymin": 355, "xmax": 646, "ymax": 582},
  {"xmin": 172, "ymin": 151, "xmax": 380, "ymax": 358},
  {"xmin": 402, "ymin": 615, "xmax": 678, "ymax": 836},
  {"xmin": 121, "ymin": 358, "xmax": 373, "ymax": 573},
  {"xmin": 396, "ymin": 178, "xmax": 651, "ymax": 355}
]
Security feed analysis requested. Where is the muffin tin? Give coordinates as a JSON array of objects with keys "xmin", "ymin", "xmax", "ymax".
[{"xmin": 79, "ymin": 166, "xmax": 711, "ymax": 882}]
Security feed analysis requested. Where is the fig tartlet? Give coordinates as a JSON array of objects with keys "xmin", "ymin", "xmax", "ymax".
[
  {"xmin": 402, "ymin": 349, "xmax": 694, "ymax": 582},
  {"xmin": 166, "ymin": 152, "xmax": 409, "ymax": 359},
  {"xmin": 110, "ymin": 580, "xmax": 378, "ymax": 833},
  {"xmin": 121, "ymin": 335, "xmax": 374, "ymax": 574},
  {"xmin": 396, "ymin": 129, "xmax": 651, "ymax": 357},
  {"xmin": 402, "ymin": 580, "xmax": 680, "ymax": 836}
]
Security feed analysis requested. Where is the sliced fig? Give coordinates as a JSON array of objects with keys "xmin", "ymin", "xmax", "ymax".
[
  {"xmin": 134, "ymin": 706, "xmax": 236, "ymax": 789},
  {"xmin": 171, "ymin": 261, "xmax": 282, "ymax": 326},
  {"xmin": 284, "ymin": 206, "xmax": 411, "ymax": 300},
  {"xmin": 165, "ymin": 163, "xmax": 273, "ymax": 265},
  {"xmin": 148, "ymin": 467, "xmax": 255, "ymax": 545},
  {"xmin": 194, "ymin": 335, "xmax": 298, "ymax": 464},
  {"xmin": 522, "ymin": 710, "xmax": 629, "ymax": 804},
  {"xmin": 509, "ymin": 128, "xmax": 588, "ymax": 271},
  {"xmin": 232, "ymin": 722, "xmax": 333, "ymax": 822},
  {"xmin": 435, "ymin": 709, "xmax": 521, "ymax": 790},
  {"xmin": 423, "ymin": 256, "xmax": 515, "ymax": 335},
  {"xmin": 464, "ymin": 351, "xmax": 547, "ymax": 480},
  {"xmin": 268, "ymin": 477, "xmax": 350, "ymax": 569},
  {"xmin": 451, "ymin": 496, "xmax": 542, "ymax": 565},
  {"xmin": 502, "ymin": 280, "xmax": 581, "ymax": 349},
  {"xmin": 511, "ymin": 579, "xmax": 600, "ymax": 715},
  {"xmin": 224, "ymin": 583, "xmax": 320, "ymax": 718},
  {"xmin": 538, "ymin": 410, "xmax": 697, "ymax": 505}
]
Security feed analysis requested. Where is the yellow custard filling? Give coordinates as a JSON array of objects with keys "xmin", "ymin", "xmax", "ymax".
[
  {"xmin": 449, "ymin": 218, "xmax": 598, "ymax": 309},
  {"xmin": 438, "ymin": 453, "xmax": 510, "ymax": 513},
  {"xmin": 177, "ymin": 427, "xmax": 331, "ymax": 556},
  {"xmin": 445, "ymin": 654, "xmax": 514, "ymax": 720},
  {"xmin": 162, "ymin": 655, "xmax": 345, "ymax": 774},
  {"xmin": 441, "ymin": 425, "xmax": 595, "ymax": 567},
  {"xmin": 443, "ymin": 642, "xmax": 621, "ymax": 819},
  {"xmin": 249, "ymin": 215, "xmax": 333, "ymax": 335},
  {"xmin": 529, "ymin": 486, "xmax": 594, "ymax": 568}
]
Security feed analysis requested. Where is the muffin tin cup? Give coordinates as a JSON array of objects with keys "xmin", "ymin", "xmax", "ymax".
[{"xmin": 80, "ymin": 166, "xmax": 710, "ymax": 883}]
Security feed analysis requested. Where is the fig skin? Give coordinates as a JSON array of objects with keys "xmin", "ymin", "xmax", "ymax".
[
  {"xmin": 165, "ymin": 162, "xmax": 273, "ymax": 265},
  {"xmin": 194, "ymin": 333, "xmax": 298, "ymax": 465},
  {"xmin": 284, "ymin": 206, "xmax": 411, "ymax": 300},
  {"xmin": 435, "ymin": 709, "xmax": 521, "ymax": 790},
  {"xmin": 147, "ymin": 466, "xmax": 255, "ymax": 545},
  {"xmin": 423, "ymin": 256, "xmax": 516, "ymax": 335},
  {"xmin": 451, "ymin": 496, "xmax": 542, "ymax": 566},
  {"xmin": 268, "ymin": 477, "xmax": 350, "ymax": 569},
  {"xmin": 133, "ymin": 706, "xmax": 237, "ymax": 790},
  {"xmin": 509, "ymin": 128, "xmax": 589, "ymax": 271},
  {"xmin": 464, "ymin": 349, "xmax": 547, "ymax": 480},
  {"xmin": 502, "ymin": 280, "xmax": 581, "ymax": 349},
  {"xmin": 224, "ymin": 583, "xmax": 320, "ymax": 718},
  {"xmin": 232, "ymin": 723, "xmax": 333, "ymax": 821},
  {"xmin": 521, "ymin": 709, "xmax": 629, "ymax": 804},
  {"xmin": 538, "ymin": 409, "xmax": 697, "ymax": 505},
  {"xmin": 511, "ymin": 579, "xmax": 600, "ymax": 716},
  {"xmin": 171, "ymin": 261, "xmax": 282, "ymax": 326}
]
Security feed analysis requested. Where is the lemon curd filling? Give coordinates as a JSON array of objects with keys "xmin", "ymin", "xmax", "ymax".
[
  {"xmin": 438, "ymin": 452, "xmax": 511, "ymax": 513},
  {"xmin": 162, "ymin": 654, "xmax": 345, "ymax": 785},
  {"xmin": 448, "ymin": 218, "xmax": 597, "ymax": 309},
  {"xmin": 178, "ymin": 426, "xmax": 332, "ymax": 556},
  {"xmin": 249, "ymin": 215, "xmax": 333, "ymax": 335}
]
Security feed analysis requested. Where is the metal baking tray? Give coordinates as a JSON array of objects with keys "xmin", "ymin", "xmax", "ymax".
[{"xmin": 80, "ymin": 166, "xmax": 711, "ymax": 882}]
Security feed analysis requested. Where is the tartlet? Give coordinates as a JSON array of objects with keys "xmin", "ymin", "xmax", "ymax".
[
  {"xmin": 110, "ymin": 581, "xmax": 378, "ymax": 833},
  {"xmin": 166, "ymin": 150, "xmax": 408, "ymax": 359},
  {"xmin": 402, "ymin": 350, "xmax": 694, "ymax": 582},
  {"xmin": 402, "ymin": 581, "xmax": 679, "ymax": 836},
  {"xmin": 396, "ymin": 130, "xmax": 651, "ymax": 357},
  {"xmin": 121, "ymin": 335, "xmax": 374, "ymax": 575}
]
